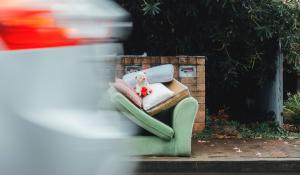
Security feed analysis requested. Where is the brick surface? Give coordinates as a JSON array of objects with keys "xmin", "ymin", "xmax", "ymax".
[
  {"xmin": 178, "ymin": 56, "xmax": 188, "ymax": 64},
  {"xmin": 187, "ymin": 85, "xmax": 205, "ymax": 92},
  {"xmin": 199, "ymin": 103, "xmax": 205, "ymax": 111},
  {"xmin": 197, "ymin": 65, "xmax": 205, "ymax": 72},
  {"xmin": 199, "ymin": 91, "xmax": 205, "ymax": 97},
  {"xmin": 190, "ymin": 91, "xmax": 200, "ymax": 97},
  {"xmin": 170, "ymin": 57, "xmax": 179, "ymax": 64},
  {"xmin": 187, "ymin": 57, "xmax": 196, "ymax": 64},
  {"xmin": 185, "ymin": 84, "xmax": 194, "ymax": 90},
  {"xmin": 193, "ymin": 122, "xmax": 205, "ymax": 133},
  {"xmin": 197, "ymin": 84, "xmax": 206, "ymax": 91},
  {"xmin": 196, "ymin": 97, "xmax": 205, "ymax": 104},
  {"xmin": 190, "ymin": 92, "xmax": 205, "ymax": 98},
  {"xmin": 197, "ymin": 76, "xmax": 205, "ymax": 84},
  {"xmin": 180, "ymin": 78, "xmax": 197, "ymax": 84},
  {"xmin": 271, "ymin": 151, "xmax": 289, "ymax": 158},
  {"xmin": 124, "ymin": 57, "xmax": 133, "ymax": 64},
  {"xmin": 173, "ymin": 66, "xmax": 179, "ymax": 79},
  {"xmin": 142, "ymin": 57, "xmax": 152, "ymax": 64},
  {"xmin": 133, "ymin": 57, "xmax": 142, "ymax": 64},
  {"xmin": 195, "ymin": 110, "xmax": 206, "ymax": 123},
  {"xmin": 151, "ymin": 57, "xmax": 161, "ymax": 64},
  {"xmin": 196, "ymin": 57, "xmax": 205, "ymax": 65},
  {"xmin": 190, "ymin": 85, "xmax": 198, "ymax": 92},
  {"xmin": 160, "ymin": 56, "xmax": 170, "ymax": 64}
]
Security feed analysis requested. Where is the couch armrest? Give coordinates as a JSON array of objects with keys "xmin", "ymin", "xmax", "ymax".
[
  {"xmin": 108, "ymin": 87, "xmax": 174, "ymax": 141},
  {"xmin": 172, "ymin": 97, "xmax": 198, "ymax": 156}
]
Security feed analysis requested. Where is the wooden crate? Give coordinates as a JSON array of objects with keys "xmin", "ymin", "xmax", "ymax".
[{"xmin": 115, "ymin": 56, "xmax": 206, "ymax": 133}]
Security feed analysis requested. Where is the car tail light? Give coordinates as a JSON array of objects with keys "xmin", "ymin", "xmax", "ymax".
[
  {"xmin": 0, "ymin": 8, "xmax": 82, "ymax": 50},
  {"xmin": 0, "ymin": 7, "xmax": 115, "ymax": 50}
]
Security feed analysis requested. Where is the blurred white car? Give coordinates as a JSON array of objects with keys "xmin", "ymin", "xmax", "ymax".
[
  {"xmin": 0, "ymin": 0, "xmax": 132, "ymax": 50},
  {"xmin": 0, "ymin": 1, "xmax": 135, "ymax": 175}
]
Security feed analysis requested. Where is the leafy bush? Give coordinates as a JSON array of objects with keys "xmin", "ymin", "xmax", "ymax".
[
  {"xmin": 248, "ymin": 122, "xmax": 288, "ymax": 139},
  {"xmin": 284, "ymin": 92, "xmax": 300, "ymax": 124},
  {"xmin": 117, "ymin": 0, "xmax": 300, "ymax": 114},
  {"xmin": 193, "ymin": 118, "xmax": 295, "ymax": 139}
]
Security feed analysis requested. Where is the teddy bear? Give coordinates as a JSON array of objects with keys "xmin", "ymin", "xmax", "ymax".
[{"xmin": 135, "ymin": 71, "xmax": 152, "ymax": 97}]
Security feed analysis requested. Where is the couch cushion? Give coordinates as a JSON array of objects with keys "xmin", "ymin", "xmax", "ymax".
[
  {"xmin": 123, "ymin": 64, "xmax": 174, "ymax": 88},
  {"xmin": 146, "ymin": 79, "xmax": 190, "ymax": 115},
  {"xmin": 142, "ymin": 83, "xmax": 174, "ymax": 110},
  {"xmin": 108, "ymin": 87, "xmax": 174, "ymax": 140},
  {"xmin": 114, "ymin": 78, "xmax": 142, "ymax": 108}
]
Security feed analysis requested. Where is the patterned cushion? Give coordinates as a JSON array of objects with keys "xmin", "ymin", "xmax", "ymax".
[
  {"xmin": 114, "ymin": 78, "xmax": 142, "ymax": 108},
  {"xmin": 123, "ymin": 64, "xmax": 174, "ymax": 88},
  {"xmin": 142, "ymin": 83, "xmax": 174, "ymax": 110}
]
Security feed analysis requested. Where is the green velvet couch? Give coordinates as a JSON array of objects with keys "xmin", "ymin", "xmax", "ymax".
[{"xmin": 109, "ymin": 87, "xmax": 198, "ymax": 156}]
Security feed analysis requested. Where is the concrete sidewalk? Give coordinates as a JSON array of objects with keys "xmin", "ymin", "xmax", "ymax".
[{"xmin": 134, "ymin": 139, "xmax": 300, "ymax": 174}]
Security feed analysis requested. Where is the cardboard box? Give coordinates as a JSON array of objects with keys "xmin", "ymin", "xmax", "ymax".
[{"xmin": 146, "ymin": 79, "xmax": 190, "ymax": 116}]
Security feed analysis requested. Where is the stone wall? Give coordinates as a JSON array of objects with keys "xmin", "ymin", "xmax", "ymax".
[{"xmin": 115, "ymin": 56, "xmax": 206, "ymax": 133}]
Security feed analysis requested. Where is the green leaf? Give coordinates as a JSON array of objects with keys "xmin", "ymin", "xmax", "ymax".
[{"xmin": 141, "ymin": 1, "xmax": 161, "ymax": 16}]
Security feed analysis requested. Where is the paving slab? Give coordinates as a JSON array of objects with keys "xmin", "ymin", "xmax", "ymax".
[{"xmin": 134, "ymin": 139, "xmax": 300, "ymax": 174}]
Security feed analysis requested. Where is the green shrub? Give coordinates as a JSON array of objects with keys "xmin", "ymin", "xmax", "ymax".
[
  {"xmin": 117, "ymin": 0, "xmax": 300, "ymax": 114},
  {"xmin": 193, "ymin": 119, "xmax": 293, "ymax": 140},
  {"xmin": 239, "ymin": 126, "xmax": 256, "ymax": 138},
  {"xmin": 250, "ymin": 122, "xmax": 288, "ymax": 139},
  {"xmin": 283, "ymin": 93, "xmax": 300, "ymax": 124}
]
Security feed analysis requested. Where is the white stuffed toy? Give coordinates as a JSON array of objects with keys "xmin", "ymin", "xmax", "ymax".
[{"xmin": 135, "ymin": 71, "xmax": 152, "ymax": 97}]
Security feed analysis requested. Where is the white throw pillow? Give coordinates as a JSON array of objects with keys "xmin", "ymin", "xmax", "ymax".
[
  {"xmin": 142, "ymin": 83, "xmax": 174, "ymax": 110},
  {"xmin": 123, "ymin": 64, "xmax": 174, "ymax": 88}
]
